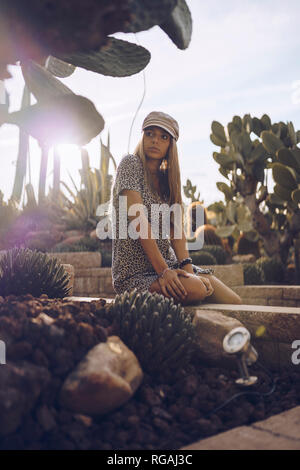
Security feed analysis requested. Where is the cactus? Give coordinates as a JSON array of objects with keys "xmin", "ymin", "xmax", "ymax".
[
  {"xmin": 59, "ymin": 37, "xmax": 151, "ymax": 78},
  {"xmin": 0, "ymin": 247, "xmax": 71, "ymax": 298},
  {"xmin": 183, "ymin": 179, "xmax": 201, "ymax": 203},
  {"xmin": 0, "ymin": 1, "xmax": 191, "ymax": 79},
  {"xmin": 201, "ymin": 245, "xmax": 227, "ymax": 265},
  {"xmin": 104, "ymin": 289, "xmax": 197, "ymax": 377},
  {"xmin": 210, "ymin": 113, "xmax": 300, "ymax": 276},
  {"xmin": 1, "ymin": 0, "xmax": 192, "ymax": 149},
  {"xmin": 191, "ymin": 251, "xmax": 217, "ymax": 266},
  {"xmin": 207, "ymin": 198, "xmax": 253, "ymax": 241},
  {"xmin": 237, "ymin": 233, "xmax": 261, "ymax": 258},
  {"xmin": 243, "ymin": 263, "xmax": 264, "ymax": 285},
  {"xmin": 256, "ymin": 256, "xmax": 285, "ymax": 284},
  {"xmin": 194, "ymin": 224, "xmax": 224, "ymax": 247},
  {"xmin": 160, "ymin": 0, "xmax": 192, "ymax": 50}
]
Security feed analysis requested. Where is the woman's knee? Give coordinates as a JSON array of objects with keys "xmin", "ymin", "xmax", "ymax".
[{"xmin": 180, "ymin": 275, "xmax": 208, "ymax": 304}]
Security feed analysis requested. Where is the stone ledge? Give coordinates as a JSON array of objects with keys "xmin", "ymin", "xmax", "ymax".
[
  {"xmin": 66, "ymin": 296, "xmax": 114, "ymax": 303},
  {"xmin": 49, "ymin": 252, "xmax": 101, "ymax": 269},
  {"xmin": 232, "ymin": 285, "xmax": 300, "ymax": 303},
  {"xmin": 75, "ymin": 267, "xmax": 112, "ymax": 277},
  {"xmin": 181, "ymin": 406, "xmax": 300, "ymax": 450},
  {"xmin": 185, "ymin": 303, "xmax": 300, "ymax": 343},
  {"xmin": 233, "ymin": 285, "xmax": 284, "ymax": 299}
]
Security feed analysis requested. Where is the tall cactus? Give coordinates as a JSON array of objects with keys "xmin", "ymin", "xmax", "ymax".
[
  {"xmin": 11, "ymin": 85, "xmax": 30, "ymax": 203},
  {"xmin": 210, "ymin": 114, "xmax": 300, "ymax": 268}
]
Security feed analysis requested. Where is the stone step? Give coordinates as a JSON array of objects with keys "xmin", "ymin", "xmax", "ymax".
[
  {"xmin": 232, "ymin": 285, "xmax": 300, "ymax": 307},
  {"xmin": 181, "ymin": 406, "xmax": 300, "ymax": 450},
  {"xmin": 49, "ymin": 252, "xmax": 101, "ymax": 269},
  {"xmin": 69, "ymin": 264, "xmax": 244, "ymax": 297},
  {"xmin": 195, "ymin": 264, "xmax": 244, "ymax": 287}
]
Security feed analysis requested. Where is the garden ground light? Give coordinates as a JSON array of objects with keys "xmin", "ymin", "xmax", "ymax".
[{"xmin": 223, "ymin": 327, "xmax": 258, "ymax": 386}]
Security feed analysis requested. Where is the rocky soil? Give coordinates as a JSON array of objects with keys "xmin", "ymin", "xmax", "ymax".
[{"xmin": 0, "ymin": 294, "xmax": 300, "ymax": 450}]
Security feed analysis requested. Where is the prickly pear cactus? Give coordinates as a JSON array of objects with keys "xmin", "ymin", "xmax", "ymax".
[
  {"xmin": 210, "ymin": 114, "xmax": 300, "ymax": 266},
  {"xmin": 105, "ymin": 289, "xmax": 197, "ymax": 377}
]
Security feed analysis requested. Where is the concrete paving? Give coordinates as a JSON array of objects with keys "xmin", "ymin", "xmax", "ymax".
[{"xmin": 181, "ymin": 406, "xmax": 300, "ymax": 450}]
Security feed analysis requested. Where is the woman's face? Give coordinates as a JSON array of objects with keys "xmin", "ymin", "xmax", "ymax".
[{"xmin": 143, "ymin": 126, "xmax": 171, "ymax": 160}]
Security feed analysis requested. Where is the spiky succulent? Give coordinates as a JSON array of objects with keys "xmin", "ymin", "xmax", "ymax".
[
  {"xmin": 243, "ymin": 263, "xmax": 264, "ymax": 285},
  {"xmin": 0, "ymin": 247, "xmax": 72, "ymax": 298},
  {"xmin": 256, "ymin": 256, "xmax": 285, "ymax": 283},
  {"xmin": 104, "ymin": 289, "xmax": 197, "ymax": 377},
  {"xmin": 191, "ymin": 251, "xmax": 217, "ymax": 266}
]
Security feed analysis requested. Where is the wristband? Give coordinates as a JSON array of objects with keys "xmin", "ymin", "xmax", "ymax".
[{"xmin": 178, "ymin": 257, "xmax": 193, "ymax": 268}]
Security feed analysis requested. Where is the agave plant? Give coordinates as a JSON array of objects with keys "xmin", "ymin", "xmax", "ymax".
[
  {"xmin": 57, "ymin": 141, "xmax": 115, "ymax": 231},
  {"xmin": 0, "ymin": 247, "xmax": 71, "ymax": 298},
  {"xmin": 102, "ymin": 289, "xmax": 197, "ymax": 378}
]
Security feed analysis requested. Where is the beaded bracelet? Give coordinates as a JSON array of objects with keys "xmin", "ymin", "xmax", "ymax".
[{"xmin": 178, "ymin": 257, "xmax": 193, "ymax": 268}]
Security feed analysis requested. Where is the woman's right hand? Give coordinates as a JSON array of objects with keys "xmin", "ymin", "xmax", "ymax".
[
  {"xmin": 198, "ymin": 276, "xmax": 214, "ymax": 298},
  {"xmin": 158, "ymin": 268, "xmax": 189, "ymax": 301}
]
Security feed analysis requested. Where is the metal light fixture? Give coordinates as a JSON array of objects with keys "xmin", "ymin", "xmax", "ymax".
[{"xmin": 223, "ymin": 327, "xmax": 258, "ymax": 386}]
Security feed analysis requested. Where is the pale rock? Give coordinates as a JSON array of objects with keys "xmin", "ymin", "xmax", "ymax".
[
  {"xmin": 60, "ymin": 336, "xmax": 143, "ymax": 415},
  {"xmin": 192, "ymin": 309, "xmax": 245, "ymax": 368}
]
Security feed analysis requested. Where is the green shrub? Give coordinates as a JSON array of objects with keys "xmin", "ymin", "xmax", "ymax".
[
  {"xmin": 243, "ymin": 263, "xmax": 264, "ymax": 285},
  {"xmin": 191, "ymin": 251, "xmax": 217, "ymax": 265},
  {"xmin": 256, "ymin": 256, "xmax": 285, "ymax": 283},
  {"xmin": 103, "ymin": 289, "xmax": 197, "ymax": 379},
  {"xmin": 0, "ymin": 247, "xmax": 71, "ymax": 298},
  {"xmin": 200, "ymin": 245, "xmax": 227, "ymax": 264}
]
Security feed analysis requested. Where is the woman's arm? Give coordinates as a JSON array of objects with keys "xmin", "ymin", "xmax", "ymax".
[
  {"xmin": 120, "ymin": 189, "xmax": 189, "ymax": 300},
  {"xmin": 169, "ymin": 223, "xmax": 194, "ymax": 274}
]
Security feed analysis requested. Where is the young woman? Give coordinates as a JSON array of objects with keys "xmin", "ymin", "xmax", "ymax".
[{"xmin": 111, "ymin": 111, "xmax": 242, "ymax": 306}]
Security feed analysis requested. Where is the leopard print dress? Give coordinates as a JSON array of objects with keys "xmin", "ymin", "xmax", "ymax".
[{"xmin": 111, "ymin": 154, "xmax": 214, "ymax": 295}]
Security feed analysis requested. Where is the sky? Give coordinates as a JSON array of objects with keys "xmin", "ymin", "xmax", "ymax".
[{"xmin": 1, "ymin": 0, "xmax": 300, "ymax": 207}]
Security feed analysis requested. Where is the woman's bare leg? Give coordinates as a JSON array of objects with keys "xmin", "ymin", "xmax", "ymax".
[
  {"xmin": 196, "ymin": 273, "xmax": 242, "ymax": 305},
  {"xmin": 149, "ymin": 273, "xmax": 242, "ymax": 306}
]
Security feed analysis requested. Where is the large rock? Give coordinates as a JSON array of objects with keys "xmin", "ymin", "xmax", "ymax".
[
  {"xmin": 192, "ymin": 309, "xmax": 245, "ymax": 367},
  {"xmin": 0, "ymin": 361, "xmax": 51, "ymax": 436},
  {"xmin": 60, "ymin": 336, "xmax": 143, "ymax": 416}
]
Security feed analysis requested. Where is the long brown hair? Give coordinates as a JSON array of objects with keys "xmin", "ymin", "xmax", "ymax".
[
  {"xmin": 133, "ymin": 134, "xmax": 182, "ymax": 206},
  {"xmin": 133, "ymin": 134, "xmax": 184, "ymax": 230}
]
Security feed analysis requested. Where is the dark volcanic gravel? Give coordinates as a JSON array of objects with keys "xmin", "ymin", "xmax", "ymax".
[{"xmin": 0, "ymin": 294, "xmax": 300, "ymax": 450}]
